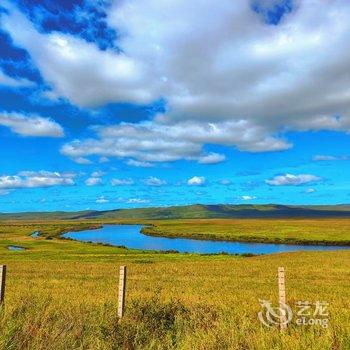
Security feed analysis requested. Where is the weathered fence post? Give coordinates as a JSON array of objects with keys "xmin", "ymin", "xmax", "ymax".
[
  {"xmin": 278, "ymin": 266, "xmax": 287, "ymax": 330},
  {"xmin": 0, "ymin": 265, "xmax": 6, "ymax": 305},
  {"xmin": 118, "ymin": 266, "xmax": 126, "ymax": 319}
]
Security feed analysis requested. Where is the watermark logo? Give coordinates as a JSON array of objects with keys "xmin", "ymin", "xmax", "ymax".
[
  {"xmin": 258, "ymin": 299, "xmax": 329, "ymax": 328},
  {"xmin": 295, "ymin": 300, "xmax": 329, "ymax": 328},
  {"xmin": 258, "ymin": 299, "xmax": 292, "ymax": 328}
]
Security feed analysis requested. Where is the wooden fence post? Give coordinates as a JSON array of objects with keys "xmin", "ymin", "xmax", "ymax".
[
  {"xmin": 118, "ymin": 266, "xmax": 126, "ymax": 319},
  {"xmin": 278, "ymin": 267, "xmax": 287, "ymax": 330},
  {"xmin": 0, "ymin": 265, "xmax": 6, "ymax": 305}
]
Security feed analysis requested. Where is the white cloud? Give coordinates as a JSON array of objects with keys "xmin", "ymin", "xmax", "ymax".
[
  {"xmin": 60, "ymin": 119, "xmax": 289, "ymax": 165},
  {"xmin": 3, "ymin": 0, "xmax": 350, "ymax": 159},
  {"xmin": 0, "ymin": 68, "xmax": 35, "ymax": 88},
  {"xmin": 106, "ymin": 0, "xmax": 350, "ymax": 137},
  {"xmin": 197, "ymin": 152, "xmax": 226, "ymax": 164},
  {"xmin": 305, "ymin": 188, "xmax": 315, "ymax": 193},
  {"xmin": 313, "ymin": 155, "xmax": 337, "ymax": 161},
  {"xmin": 266, "ymin": 174, "xmax": 322, "ymax": 186},
  {"xmin": 0, "ymin": 2, "xmax": 158, "ymax": 107},
  {"xmin": 0, "ymin": 171, "xmax": 75, "ymax": 189},
  {"xmin": 99, "ymin": 156, "xmax": 109, "ymax": 163},
  {"xmin": 143, "ymin": 176, "xmax": 166, "ymax": 186},
  {"xmin": 0, "ymin": 112, "xmax": 64, "ymax": 137},
  {"xmin": 126, "ymin": 159, "xmax": 154, "ymax": 168},
  {"xmin": 187, "ymin": 176, "xmax": 206, "ymax": 186},
  {"xmin": 127, "ymin": 198, "xmax": 149, "ymax": 204},
  {"xmin": 91, "ymin": 171, "xmax": 105, "ymax": 177},
  {"xmin": 73, "ymin": 157, "xmax": 92, "ymax": 165},
  {"xmin": 114, "ymin": 196, "xmax": 150, "ymax": 204},
  {"xmin": 313, "ymin": 155, "xmax": 348, "ymax": 161},
  {"xmin": 219, "ymin": 179, "xmax": 232, "ymax": 185},
  {"xmin": 85, "ymin": 171, "xmax": 104, "ymax": 186},
  {"xmin": 239, "ymin": 195, "xmax": 256, "ymax": 201},
  {"xmin": 96, "ymin": 196, "xmax": 109, "ymax": 204},
  {"xmin": 85, "ymin": 177, "xmax": 102, "ymax": 186},
  {"xmin": 111, "ymin": 178, "xmax": 134, "ymax": 186}
]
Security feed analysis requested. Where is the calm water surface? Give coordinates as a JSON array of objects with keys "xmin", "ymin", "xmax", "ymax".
[
  {"xmin": 31, "ymin": 231, "xmax": 40, "ymax": 238},
  {"xmin": 63, "ymin": 225, "xmax": 350, "ymax": 255},
  {"xmin": 8, "ymin": 245, "xmax": 25, "ymax": 251}
]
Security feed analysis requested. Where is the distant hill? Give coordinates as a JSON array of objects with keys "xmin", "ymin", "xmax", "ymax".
[{"xmin": 1, "ymin": 204, "xmax": 350, "ymax": 220}]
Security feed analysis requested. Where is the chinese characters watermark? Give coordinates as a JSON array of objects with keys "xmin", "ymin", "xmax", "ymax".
[{"xmin": 258, "ymin": 299, "xmax": 329, "ymax": 328}]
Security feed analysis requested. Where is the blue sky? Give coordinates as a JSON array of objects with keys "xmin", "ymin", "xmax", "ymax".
[{"xmin": 0, "ymin": 0, "xmax": 350, "ymax": 212}]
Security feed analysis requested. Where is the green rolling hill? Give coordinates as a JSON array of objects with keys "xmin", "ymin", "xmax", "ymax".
[{"xmin": 1, "ymin": 204, "xmax": 350, "ymax": 220}]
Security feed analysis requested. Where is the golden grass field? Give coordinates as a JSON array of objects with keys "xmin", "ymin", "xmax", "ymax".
[
  {"xmin": 142, "ymin": 218, "xmax": 350, "ymax": 245},
  {"xmin": 0, "ymin": 219, "xmax": 349, "ymax": 349}
]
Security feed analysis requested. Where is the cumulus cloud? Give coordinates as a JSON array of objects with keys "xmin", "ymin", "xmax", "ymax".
[
  {"xmin": 239, "ymin": 195, "xmax": 256, "ymax": 201},
  {"xmin": 0, "ymin": 171, "xmax": 75, "ymax": 190},
  {"xmin": 112, "ymin": 196, "xmax": 149, "ymax": 204},
  {"xmin": 126, "ymin": 159, "xmax": 154, "ymax": 168},
  {"xmin": 111, "ymin": 178, "xmax": 134, "ymax": 186},
  {"xmin": 0, "ymin": 2, "xmax": 158, "ymax": 107},
  {"xmin": 85, "ymin": 177, "xmax": 102, "ymax": 186},
  {"xmin": 106, "ymin": 0, "xmax": 350, "ymax": 136},
  {"xmin": 187, "ymin": 176, "xmax": 206, "ymax": 186},
  {"xmin": 73, "ymin": 157, "xmax": 92, "ymax": 165},
  {"xmin": 0, "ymin": 112, "xmax": 64, "ymax": 137},
  {"xmin": 143, "ymin": 177, "xmax": 167, "ymax": 186},
  {"xmin": 61, "ymin": 119, "xmax": 289, "ymax": 165},
  {"xmin": 91, "ymin": 171, "xmax": 105, "ymax": 177},
  {"xmin": 3, "ymin": 0, "xmax": 350, "ymax": 161},
  {"xmin": 197, "ymin": 152, "xmax": 226, "ymax": 164},
  {"xmin": 96, "ymin": 196, "xmax": 109, "ymax": 203},
  {"xmin": 127, "ymin": 198, "xmax": 149, "ymax": 204},
  {"xmin": 0, "ymin": 68, "xmax": 35, "ymax": 88},
  {"xmin": 266, "ymin": 174, "xmax": 322, "ymax": 186}
]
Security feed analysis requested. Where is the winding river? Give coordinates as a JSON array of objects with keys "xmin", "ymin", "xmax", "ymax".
[{"xmin": 63, "ymin": 224, "xmax": 350, "ymax": 255}]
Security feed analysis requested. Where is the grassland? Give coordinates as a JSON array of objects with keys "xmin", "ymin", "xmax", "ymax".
[
  {"xmin": 0, "ymin": 220, "xmax": 349, "ymax": 349},
  {"xmin": 142, "ymin": 218, "xmax": 350, "ymax": 245}
]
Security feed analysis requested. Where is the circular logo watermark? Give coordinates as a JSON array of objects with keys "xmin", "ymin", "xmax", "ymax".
[
  {"xmin": 258, "ymin": 299, "xmax": 329, "ymax": 328},
  {"xmin": 258, "ymin": 299, "xmax": 293, "ymax": 328}
]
